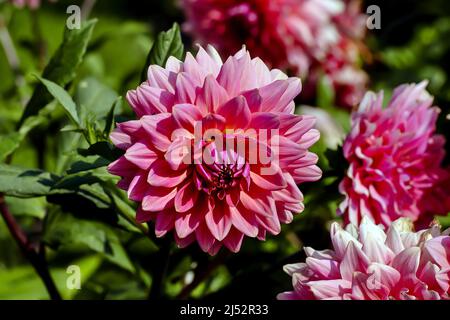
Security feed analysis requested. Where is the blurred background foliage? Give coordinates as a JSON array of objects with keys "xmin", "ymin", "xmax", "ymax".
[{"xmin": 0, "ymin": 0, "xmax": 449, "ymax": 300}]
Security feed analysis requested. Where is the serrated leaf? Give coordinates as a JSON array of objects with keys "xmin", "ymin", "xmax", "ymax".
[
  {"xmin": 36, "ymin": 76, "xmax": 80, "ymax": 125},
  {"xmin": 141, "ymin": 23, "xmax": 184, "ymax": 80},
  {"xmin": 18, "ymin": 19, "xmax": 97, "ymax": 127}
]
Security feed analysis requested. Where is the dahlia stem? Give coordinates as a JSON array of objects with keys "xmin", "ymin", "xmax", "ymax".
[
  {"xmin": 148, "ymin": 237, "xmax": 171, "ymax": 299},
  {"xmin": 0, "ymin": 195, "xmax": 62, "ymax": 300}
]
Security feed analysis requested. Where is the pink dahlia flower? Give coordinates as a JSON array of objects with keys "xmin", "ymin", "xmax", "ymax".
[
  {"xmin": 278, "ymin": 217, "xmax": 450, "ymax": 300},
  {"xmin": 181, "ymin": 0, "xmax": 368, "ymax": 108},
  {"xmin": 338, "ymin": 81, "xmax": 450, "ymax": 228},
  {"xmin": 10, "ymin": 0, "xmax": 55, "ymax": 9},
  {"xmin": 108, "ymin": 46, "xmax": 322, "ymax": 254}
]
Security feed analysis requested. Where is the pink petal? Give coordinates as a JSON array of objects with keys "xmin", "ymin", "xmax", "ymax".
[
  {"xmin": 223, "ymin": 227, "xmax": 245, "ymax": 253},
  {"xmin": 205, "ymin": 205, "xmax": 232, "ymax": 241},
  {"xmin": 216, "ymin": 96, "xmax": 251, "ymax": 129},
  {"xmin": 195, "ymin": 75, "xmax": 228, "ymax": 113},
  {"xmin": 141, "ymin": 186, "xmax": 177, "ymax": 212},
  {"xmin": 229, "ymin": 206, "xmax": 258, "ymax": 237},
  {"xmin": 147, "ymin": 159, "xmax": 189, "ymax": 188},
  {"xmin": 174, "ymin": 181, "xmax": 199, "ymax": 213},
  {"xmin": 124, "ymin": 142, "xmax": 158, "ymax": 170}
]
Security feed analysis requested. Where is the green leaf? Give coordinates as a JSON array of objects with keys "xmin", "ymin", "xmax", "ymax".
[
  {"xmin": 0, "ymin": 164, "xmax": 57, "ymax": 198},
  {"xmin": 141, "ymin": 23, "xmax": 184, "ymax": 80},
  {"xmin": 0, "ymin": 133, "xmax": 23, "ymax": 162},
  {"xmin": 43, "ymin": 210, "xmax": 135, "ymax": 272},
  {"xmin": 0, "ymin": 104, "xmax": 54, "ymax": 161},
  {"xmin": 75, "ymin": 77, "xmax": 119, "ymax": 120},
  {"xmin": 5, "ymin": 197, "xmax": 46, "ymax": 219},
  {"xmin": 18, "ymin": 19, "xmax": 97, "ymax": 127},
  {"xmin": 36, "ymin": 76, "xmax": 79, "ymax": 125}
]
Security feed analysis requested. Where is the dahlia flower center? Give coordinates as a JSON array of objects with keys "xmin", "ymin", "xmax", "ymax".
[{"xmin": 196, "ymin": 146, "xmax": 250, "ymax": 199}]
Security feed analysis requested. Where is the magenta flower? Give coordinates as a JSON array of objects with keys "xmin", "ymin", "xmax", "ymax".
[
  {"xmin": 278, "ymin": 217, "xmax": 450, "ymax": 300},
  {"xmin": 108, "ymin": 46, "xmax": 321, "ymax": 254},
  {"xmin": 338, "ymin": 81, "xmax": 450, "ymax": 228},
  {"xmin": 10, "ymin": 0, "xmax": 55, "ymax": 9},
  {"xmin": 181, "ymin": 0, "xmax": 368, "ymax": 108}
]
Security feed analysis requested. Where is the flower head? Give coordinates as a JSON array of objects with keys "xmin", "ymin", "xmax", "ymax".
[
  {"xmin": 108, "ymin": 46, "xmax": 321, "ymax": 254},
  {"xmin": 181, "ymin": 0, "xmax": 368, "ymax": 108},
  {"xmin": 10, "ymin": 0, "xmax": 55, "ymax": 9},
  {"xmin": 278, "ymin": 217, "xmax": 450, "ymax": 300},
  {"xmin": 339, "ymin": 81, "xmax": 450, "ymax": 228}
]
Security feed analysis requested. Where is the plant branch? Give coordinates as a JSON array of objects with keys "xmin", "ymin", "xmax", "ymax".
[{"xmin": 0, "ymin": 195, "xmax": 62, "ymax": 300}]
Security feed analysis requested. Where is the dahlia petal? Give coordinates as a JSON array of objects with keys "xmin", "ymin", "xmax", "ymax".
[
  {"xmin": 155, "ymin": 210, "xmax": 175, "ymax": 237},
  {"xmin": 110, "ymin": 129, "xmax": 132, "ymax": 150},
  {"xmin": 175, "ymin": 72, "xmax": 197, "ymax": 104},
  {"xmin": 366, "ymin": 263, "xmax": 401, "ymax": 291},
  {"xmin": 142, "ymin": 187, "xmax": 177, "ymax": 212},
  {"xmin": 391, "ymin": 247, "xmax": 421, "ymax": 276},
  {"xmin": 174, "ymin": 200, "xmax": 206, "ymax": 239},
  {"xmin": 195, "ymin": 74, "xmax": 229, "ymax": 113},
  {"xmin": 229, "ymin": 206, "xmax": 258, "ymax": 237},
  {"xmin": 165, "ymin": 136, "xmax": 192, "ymax": 170},
  {"xmin": 205, "ymin": 206, "xmax": 232, "ymax": 241},
  {"xmin": 223, "ymin": 227, "xmax": 245, "ymax": 253},
  {"xmin": 217, "ymin": 96, "xmax": 251, "ymax": 129},
  {"xmin": 249, "ymin": 112, "xmax": 280, "ymax": 130},
  {"xmin": 148, "ymin": 159, "xmax": 188, "ymax": 188},
  {"xmin": 174, "ymin": 181, "xmax": 199, "ymax": 213},
  {"xmin": 423, "ymin": 236, "xmax": 450, "ymax": 269},
  {"xmin": 250, "ymin": 166, "xmax": 287, "ymax": 190},
  {"xmin": 306, "ymin": 257, "xmax": 340, "ymax": 279},
  {"xmin": 141, "ymin": 114, "xmax": 173, "ymax": 152},
  {"xmin": 306, "ymin": 279, "xmax": 351, "ymax": 300},
  {"xmin": 147, "ymin": 65, "xmax": 174, "ymax": 93},
  {"xmin": 330, "ymin": 222, "xmax": 361, "ymax": 258},
  {"xmin": 128, "ymin": 173, "xmax": 148, "ymax": 201},
  {"xmin": 340, "ymin": 241, "xmax": 370, "ymax": 281},
  {"xmin": 196, "ymin": 222, "xmax": 215, "ymax": 252},
  {"xmin": 172, "ymin": 103, "xmax": 203, "ymax": 130},
  {"xmin": 195, "ymin": 45, "xmax": 222, "ymax": 77},
  {"xmin": 108, "ymin": 157, "xmax": 137, "ymax": 177},
  {"xmin": 124, "ymin": 142, "xmax": 158, "ymax": 170},
  {"xmin": 259, "ymin": 78, "xmax": 301, "ymax": 113}
]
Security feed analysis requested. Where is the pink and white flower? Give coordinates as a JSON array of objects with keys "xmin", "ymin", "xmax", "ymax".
[
  {"xmin": 108, "ymin": 46, "xmax": 322, "ymax": 254},
  {"xmin": 278, "ymin": 217, "xmax": 450, "ymax": 300},
  {"xmin": 339, "ymin": 81, "xmax": 450, "ymax": 228}
]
